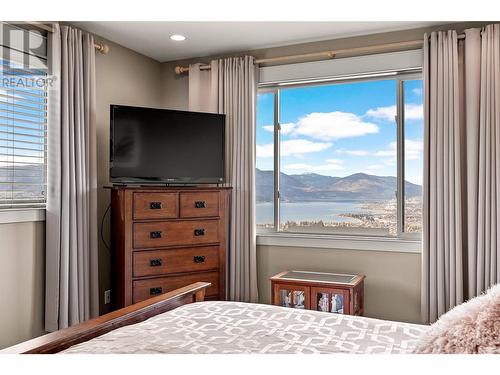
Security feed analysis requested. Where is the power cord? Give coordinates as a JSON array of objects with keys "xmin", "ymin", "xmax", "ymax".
[{"xmin": 101, "ymin": 203, "xmax": 111, "ymax": 253}]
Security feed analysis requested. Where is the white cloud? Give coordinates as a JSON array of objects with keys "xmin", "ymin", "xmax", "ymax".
[
  {"xmin": 374, "ymin": 139, "xmax": 423, "ymax": 160},
  {"xmin": 256, "ymin": 143, "xmax": 274, "ymax": 158},
  {"xmin": 404, "ymin": 139, "xmax": 424, "ymax": 160},
  {"xmin": 256, "ymin": 139, "xmax": 332, "ymax": 158},
  {"xmin": 366, "ymin": 164, "xmax": 386, "ymax": 171},
  {"xmin": 335, "ymin": 139, "xmax": 423, "ymax": 162},
  {"xmin": 337, "ymin": 146, "xmax": 394, "ymax": 158},
  {"xmin": 375, "ymin": 145, "xmax": 396, "ymax": 158},
  {"xmin": 281, "ymin": 139, "xmax": 332, "ymax": 157},
  {"xmin": 336, "ymin": 149, "xmax": 371, "ymax": 157},
  {"xmin": 262, "ymin": 122, "xmax": 296, "ymax": 135},
  {"xmin": 365, "ymin": 104, "xmax": 423, "ymax": 122},
  {"xmin": 365, "ymin": 105, "xmax": 397, "ymax": 122},
  {"xmin": 283, "ymin": 159, "xmax": 345, "ymax": 174},
  {"xmin": 412, "ymin": 88, "xmax": 422, "ymax": 96},
  {"xmin": 280, "ymin": 123, "xmax": 297, "ymax": 135},
  {"xmin": 405, "ymin": 104, "xmax": 424, "ymax": 121},
  {"xmin": 292, "ymin": 112, "xmax": 379, "ymax": 141}
]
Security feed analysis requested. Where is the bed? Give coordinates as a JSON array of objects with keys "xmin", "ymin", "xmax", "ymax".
[{"xmin": 1, "ymin": 283, "xmax": 427, "ymax": 354}]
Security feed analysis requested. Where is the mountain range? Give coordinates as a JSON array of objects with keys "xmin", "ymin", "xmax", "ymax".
[
  {"xmin": 256, "ymin": 168, "xmax": 421, "ymax": 203},
  {"xmin": 0, "ymin": 164, "xmax": 422, "ymax": 204},
  {"xmin": 0, "ymin": 164, "xmax": 45, "ymax": 200}
]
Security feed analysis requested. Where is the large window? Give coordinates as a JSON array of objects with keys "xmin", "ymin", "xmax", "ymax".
[
  {"xmin": 0, "ymin": 23, "xmax": 48, "ymax": 209},
  {"xmin": 256, "ymin": 73, "xmax": 423, "ymax": 238}
]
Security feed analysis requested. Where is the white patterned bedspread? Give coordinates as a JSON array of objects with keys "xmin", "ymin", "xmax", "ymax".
[{"xmin": 63, "ymin": 301, "xmax": 427, "ymax": 354}]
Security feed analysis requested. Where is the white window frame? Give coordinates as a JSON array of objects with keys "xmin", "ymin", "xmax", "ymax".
[
  {"xmin": 255, "ymin": 70, "xmax": 423, "ymax": 252},
  {"xmin": 0, "ymin": 207, "xmax": 45, "ymax": 223}
]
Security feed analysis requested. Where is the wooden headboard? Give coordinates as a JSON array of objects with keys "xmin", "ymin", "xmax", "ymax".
[{"xmin": 0, "ymin": 282, "xmax": 210, "ymax": 354}]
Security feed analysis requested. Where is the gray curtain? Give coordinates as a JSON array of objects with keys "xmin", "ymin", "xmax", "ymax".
[
  {"xmin": 45, "ymin": 24, "xmax": 99, "ymax": 331},
  {"xmin": 188, "ymin": 57, "xmax": 259, "ymax": 303},
  {"xmin": 466, "ymin": 24, "xmax": 500, "ymax": 297},
  {"xmin": 422, "ymin": 24, "xmax": 500, "ymax": 323}
]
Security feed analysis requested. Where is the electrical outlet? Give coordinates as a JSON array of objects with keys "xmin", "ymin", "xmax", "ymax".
[{"xmin": 104, "ymin": 290, "xmax": 111, "ymax": 304}]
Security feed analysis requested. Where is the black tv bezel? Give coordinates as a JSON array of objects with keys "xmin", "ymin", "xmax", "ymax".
[{"xmin": 109, "ymin": 104, "xmax": 225, "ymax": 185}]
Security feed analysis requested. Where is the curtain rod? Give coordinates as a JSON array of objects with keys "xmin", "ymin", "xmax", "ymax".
[
  {"xmin": 24, "ymin": 22, "xmax": 109, "ymax": 54},
  {"xmin": 174, "ymin": 33, "xmax": 468, "ymax": 75}
]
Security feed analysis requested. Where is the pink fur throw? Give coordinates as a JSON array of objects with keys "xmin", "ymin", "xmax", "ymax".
[{"xmin": 413, "ymin": 283, "xmax": 500, "ymax": 354}]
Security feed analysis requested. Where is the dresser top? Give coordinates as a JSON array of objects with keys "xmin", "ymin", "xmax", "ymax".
[
  {"xmin": 270, "ymin": 270, "xmax": 365, "ymax": 286},
  {"xmin": 105, "ymin": 184, "xmax": 232, "ymax": 191}
]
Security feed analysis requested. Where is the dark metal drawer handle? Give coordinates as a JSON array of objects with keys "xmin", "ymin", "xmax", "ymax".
[
  {"xmin": 194, "ymin": 255, "xmax": 206, "ymax": 263},
  {"xmin": 150, "ymin": 202, "xmax": 162, "ymax": 209},
  {"xmin": 150, "ymin": 231, "xmax": 162, "ymax": 239},
  {"xmin": 150, "ymin": 287, "xmax": 162, "ymax": 295},
  {"xmin": 150, "ymin": 258, "xmax": 162, "ymax": 267},
  {"xmin": 195, "ymin": 201, "xmax": 206, "ymax": 208},
  {"xmin": 194, "ymin": 228, "xmax": 205, "ymax": 236}
]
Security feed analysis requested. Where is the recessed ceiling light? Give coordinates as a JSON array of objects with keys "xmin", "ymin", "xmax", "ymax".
[{"xmin": 170, "ymin": 34, "xmax": 186, "ymax": 41}]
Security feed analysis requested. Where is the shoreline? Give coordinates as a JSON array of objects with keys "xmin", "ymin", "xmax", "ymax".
[{"xmin": 256, "ymin": 198, "xmax": 422, "ymax": 235}]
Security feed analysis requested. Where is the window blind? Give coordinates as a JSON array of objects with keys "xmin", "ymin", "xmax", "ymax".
[
  {"xmin": 258, "ymin": 50, "xmax": 423, "ymax": 85},
  {"xmin": 0, "ymin": 23, "xmax": 48, "ymax": 208}
]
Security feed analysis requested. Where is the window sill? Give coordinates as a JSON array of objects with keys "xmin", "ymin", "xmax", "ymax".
[
  {"xmin": 0, "ymin": 208, "xmax": 46, "ymax": 224},
  {"xmin": 256, "ymin": 232, "xmax": 421, "ymax": 253}
]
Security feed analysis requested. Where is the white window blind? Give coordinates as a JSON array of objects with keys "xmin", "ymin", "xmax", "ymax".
[
  {"xmin": 0, "ymin": 23, "xmax": 48, "ymax": 208},
  {"xmin": 258, "ymin": 50, "xmax": 423, "ymax": 85}
]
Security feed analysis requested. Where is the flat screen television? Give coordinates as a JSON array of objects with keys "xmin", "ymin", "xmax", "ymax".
[{"xmin": 110, "ymin": 105, "xmax": 225, "ymax": 184}]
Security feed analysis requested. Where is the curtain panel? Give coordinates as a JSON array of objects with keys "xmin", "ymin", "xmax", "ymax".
[
  {"xmin": 188, "ymin": 57, "xmax": 259, "ymax": 303},
  {"xmin": 45, "ymin": 24, "xmax": 99, "ymax": 331},
  {"xmin": 422, "ymin": 24, "xmax": 500, "ymax": 323}
]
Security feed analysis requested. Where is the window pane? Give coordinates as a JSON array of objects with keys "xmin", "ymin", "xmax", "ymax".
[
  {"xmin": 278, "ymin": 79, "xmax": 398, "ymax": 236},
  {"xmin": 403, "ymin": 80, "xmax": 423, "ymax": 234},
  {"xmin": 255, "ymin": 91, "xmax": 275, "ymax": 229},
  {"xmin": 0, "ymin": 25, "xmax": 48, "ymax": 209},
  {"xmin": 0, "ymin": 57, "xmax": 47, "ymax": 209}
]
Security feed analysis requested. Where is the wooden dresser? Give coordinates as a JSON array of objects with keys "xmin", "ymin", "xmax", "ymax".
[{"xmin": 110, "ymin": 186, "xmax": 231, "ymax": 308}]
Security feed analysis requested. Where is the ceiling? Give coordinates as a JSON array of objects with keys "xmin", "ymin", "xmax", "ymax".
[{"xmin": 73, "ymin": 22, "xmax": 444, "ymax": 62}]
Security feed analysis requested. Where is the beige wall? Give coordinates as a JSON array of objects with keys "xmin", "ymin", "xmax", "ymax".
[
  {"xmin": 258, "ymin": 246, "xmax": 421, "ymax": 323},
  {"xmin": 94, "ymin": 38, "xmax": 163, "ymax": 314},
  {"xmin": 0, "ymin": 221, "xmax": 45, "ymax": 348}
]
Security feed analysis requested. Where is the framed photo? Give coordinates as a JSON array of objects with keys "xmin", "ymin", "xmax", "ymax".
[
  {"xmin": 293, "ymin": 291, "xmax": 305, "ymax": 309},
  {"xmin": 317, "ymin": 293, "xmax": 329, "ymax": 312},
  {"xmin": 331, "ymin": 294, "xmax": 344, "ymax": 314}
]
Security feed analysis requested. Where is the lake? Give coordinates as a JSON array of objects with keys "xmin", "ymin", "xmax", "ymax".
[{"xmin": 256, "ymin": 201, "xmax": 368, "ymax": 225}]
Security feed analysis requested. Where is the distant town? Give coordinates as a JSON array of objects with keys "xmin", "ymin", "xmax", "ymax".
[{"xmin": 256, "ymin": 168, "xmax": 422, "ymax": 236}]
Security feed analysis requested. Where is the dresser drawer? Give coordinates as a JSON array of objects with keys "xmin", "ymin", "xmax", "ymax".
[
  {"xmin": 133, "ymin": 246, "xmax": 219, "ymax": 277},
  {"xmin": 132, "ymin": 272, "xmax": 219, "ymax": 303},
  {"xmin": 180, "ymin": 192, "xmax": 219, "ymax": 218},
  {"xmin": 133, "ymin": 193, "xmax": 178, "ymax": 220},
  {"xmin": 133, "ymin": 219, "xmax": 220, "ymax": 249}
]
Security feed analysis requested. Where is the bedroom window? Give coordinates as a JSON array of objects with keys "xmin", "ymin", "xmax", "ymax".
[
  {"xmin": 0, "ymin": 23, "xmax": 48, "ymax": 210},
  {"xmin": 256, "ymin": 73, "xmax": 423, "ymax": 239}
]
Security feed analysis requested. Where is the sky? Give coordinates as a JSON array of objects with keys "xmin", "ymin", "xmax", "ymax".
[
  {"xmin": 0, "ymin": 58, "xmax": 47, "ymax": 167},
  {"xmin": 256, "ymin": 78, "xmax": 424, "ymax": 185}
]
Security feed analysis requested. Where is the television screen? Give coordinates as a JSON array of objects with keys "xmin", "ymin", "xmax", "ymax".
[{"xmin": 110, "ymin": 105, "xmax": 225, "ymax": 184}]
